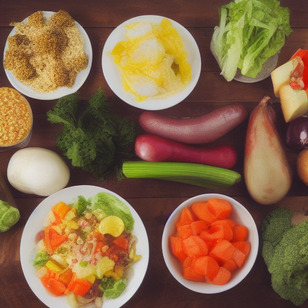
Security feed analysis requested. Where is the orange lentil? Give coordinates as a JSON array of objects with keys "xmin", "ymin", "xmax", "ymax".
[{"xmin": 0, "ymin": 87, "xmax": 32, "ymax": 146}]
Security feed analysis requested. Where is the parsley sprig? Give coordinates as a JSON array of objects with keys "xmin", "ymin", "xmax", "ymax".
[{"xmin": 47, "ymin": 88, "xmax": 136, "ymax": 179}]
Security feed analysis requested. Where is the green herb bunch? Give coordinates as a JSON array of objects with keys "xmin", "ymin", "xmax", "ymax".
[{"xmin": 47, "ymin": 88, "xmax": 136, "ymax": 180}]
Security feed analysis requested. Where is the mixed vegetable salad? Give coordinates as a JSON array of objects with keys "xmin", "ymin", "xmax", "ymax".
[{"xmin": 33, "ymin": 192, "xmax": 141, "ymax": 307}]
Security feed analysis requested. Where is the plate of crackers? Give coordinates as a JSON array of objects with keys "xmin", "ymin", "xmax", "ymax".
[{"xmin": 3, "ymin": 10, "xmax": 92, "ymax": 100}]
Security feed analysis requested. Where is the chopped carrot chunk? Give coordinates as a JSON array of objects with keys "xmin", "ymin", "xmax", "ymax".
[
  {"xmin": 183, "ymin": 265, "xmax": 205, "ymax": 282},
  {"xmin": 207, "ymin": 266, "xmax": 232, "ymax": 285},
  {"xmin": 177, "ymin": 224, "xmax": 193, "ymax": 239},
  {"xmin": 190, "ymin": 220, "xmax": 208, "ymax": 235},
  {"xmin": 182, "ymin": 235, "xmax": 208, "ymax": 258},
  {"xmin": 191, "ymin": 201, "xmax": 215, "ymax": 224},
  {"xmin": 207, "ymin": 198, "xmax": 232, "ymax": 219},
  {"xmin": 176, "ymin": 207, "xmax": 195, "ymax": 228},
  {"xmin": 170, "ymin": 236, "xmax": 187, "ymax": 263},
  {"xmin": 222, "ymin": 258, "xmax": 238, "ymax": 272},
  {"xmin": 192, "ymin": 255, "xmax": 220, "ymax": 281},
  {"xmin": 210, "ymin": 239, "xmax": 236, "ymax": 264},
  {"xmin": 232, "ymin": 224, "xmax": 249, "ymax": 242}
]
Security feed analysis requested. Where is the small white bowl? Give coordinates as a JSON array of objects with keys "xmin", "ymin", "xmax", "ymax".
[
  {"xmin": 102, "ymin": 15, "xmax": 201, "ymax": 110},
  {"xmin": 20, "ymin": 185, "xmax": 149, "ymax": 308},
  {"xmin": 162, "ymin": 193, "xmax": 259, "ymax": 294}
]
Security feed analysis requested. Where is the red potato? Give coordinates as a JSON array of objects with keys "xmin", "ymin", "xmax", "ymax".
[
  {"xmin": 135, "ymin": 134, "xmax": 238, "ymax": 169},
  {"xmin": 138, "ymin": 104, "xmax": 248, "ymax": 144}
]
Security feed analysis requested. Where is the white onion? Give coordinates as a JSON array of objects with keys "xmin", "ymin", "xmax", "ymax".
[{"xmin": 7, "ymin": 147, "xmax": 70, "ymax": 196}]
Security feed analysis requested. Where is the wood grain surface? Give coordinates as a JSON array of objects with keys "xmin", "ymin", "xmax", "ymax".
[{"xmin": 0, "ymin": 1, "xmax": 307, "ymax": 307}]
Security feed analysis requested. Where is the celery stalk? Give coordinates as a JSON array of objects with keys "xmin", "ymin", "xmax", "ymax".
[{"xmin": 122, "ymin": 161, "xmax": 241, "ymax": 189}]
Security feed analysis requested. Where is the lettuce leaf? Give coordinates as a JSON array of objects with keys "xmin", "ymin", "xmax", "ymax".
[
  {"xmin": 100, "ymin": 277, "xmax": 127, "ymax": 299},
  {"xmin": 0, "ymin": 200, "xmax": 20, "ymax": 232},
  {"xmin": 89, "ymin": 192, "xmax": 134, "ymax": 232},
  {"xmin": 211, "ymin": 0, "xmax": 292, "ymax": 81}
]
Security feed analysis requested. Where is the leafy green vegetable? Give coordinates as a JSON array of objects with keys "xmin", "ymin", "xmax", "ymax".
[
  {"xmin": 100, "ymin": 277, "xmax": 127, "ymax": 299},
  {"xmin": 89, "ymin": 192, "xmax": 134, "ymax": 232},
  {"xmin": 33, "ymin": 251, "xmax": 49, "ymax": 268},
  {"xmin": 0, "ymin": 200, "xmax": 20, "ymax": 232},
  {"xmin": 211, "ymin": 0, "xmax": 292, "ymax": 81},
  {"xmin": 47, "ymin": 88, "xmax": 136, "ymax": 180},
  {"xmin": 261, "ymin": 208, "xmax": 308, "ymax": 306},
  {"xmin": 73, "ymin": 195, "xmax": 91, "ymax": 217}
]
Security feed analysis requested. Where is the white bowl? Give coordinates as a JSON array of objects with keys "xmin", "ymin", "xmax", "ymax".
[
  {"xmin": 3, "ymin": 11, "xmax": 93, "ymax": 100},
  {"xmin": 162, "ymin": 193, "xmax": 259, "ymax": 294},
  {"xmin": 20, "ymin": 185, "xmax": 149, "ymax": 308},
  {"xmin": 102, "ymin": 15, "xmax": 201, "ymax": 110}
]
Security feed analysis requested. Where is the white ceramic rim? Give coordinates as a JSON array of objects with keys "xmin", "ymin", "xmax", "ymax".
[
  {"xmin": 102, "ymin": 15, "xmax": 201, "ymax": 110},
  {"xmin": 161, "ymin": 193, "xmax": 259, "ymax": 294},
  {"xmin": 20, "ymin": 185, "xmax": 150, "ymax": 308},
  {"xmin": 3, "ymin": 11, "xmax": 93, "ymax": 100}
]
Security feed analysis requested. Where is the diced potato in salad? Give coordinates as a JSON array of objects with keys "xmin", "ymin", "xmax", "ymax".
[{"xmin": 33, "ymin": 192, "xmax": 141, "ymax": 307}]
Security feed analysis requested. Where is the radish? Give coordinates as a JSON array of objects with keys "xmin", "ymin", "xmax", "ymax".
[
  {"xmin": 135, "ymin": 134, "xmax": 237, "ymax": 169},
  {"xmin": 138, "ymin": 104, "xmax": 248, "ymax": 144}
]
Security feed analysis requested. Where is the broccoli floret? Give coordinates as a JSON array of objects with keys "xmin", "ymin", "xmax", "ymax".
[
  {"xmin": 0, "ymin": 200, "xmax": 20, "ymax": 232},
  {"xmin": 261, "ymin": 208, "xmax": 293, "ymax": 266},
  {"xmin": 261, "ymin": 208, "xmax": 308, "ymax": 306}
]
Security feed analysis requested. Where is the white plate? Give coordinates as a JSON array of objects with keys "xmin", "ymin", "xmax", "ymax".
[
  {"xmin": 20, "ymin": 185, "xmax": 149, "ymax": 308},
  {"xmin": 162, "ymin": 193, "xmax": 259, "ymax": 294},
  {"xmin": 3, "ymin": 11, "xmax": 93, "ymax": 100},
  {"xmin": 102, "ymin": 15, "xmax": 201, "ymax": 110}
]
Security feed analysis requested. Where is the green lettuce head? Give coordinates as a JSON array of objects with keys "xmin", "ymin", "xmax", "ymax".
[{"xmin": 0, "ymin": 200, "xmax": 20, "ymax": 232}]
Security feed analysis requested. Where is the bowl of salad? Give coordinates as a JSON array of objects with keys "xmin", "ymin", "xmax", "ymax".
[
  {"xmin": 20, "ymin": 185, "xmax": 149, "ymax": 308},
  {"xmin": 162, "ymin": 193, "xmax": 258, "ymax": 294}
]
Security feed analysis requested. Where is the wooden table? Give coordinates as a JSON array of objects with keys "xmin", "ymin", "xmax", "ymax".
[{"xmin": 0, "ymin": 0, "xmax": 308, "ymax": 307}]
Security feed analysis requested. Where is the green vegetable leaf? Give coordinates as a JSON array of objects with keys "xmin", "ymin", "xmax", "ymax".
[
  {"xmin": 73, "ymin": 195, "xmax": 91, "ymax": 216},
  {"xmin": 47, "ymin": 88, "xmax": 136, "ymax": 180},
  {"xmin": 100, "ymin": 277, "xmax": 127, "ymax": 299},
  {"xmin": 211, "ymin": 0, "xmax": 292, "ymax": 81},
  {"xmin": 47, "ymin": 93, "xmax": 79, "ymax": 127},
  {"xmin": 0, "ymin": 200, "xmax": 20, "ymax": 232},
  {"xmin": 89, "ymin": 192, "xmax": 134, "ymax": 232},
  {"xmin": 33, "ymin": 251, "xmax": 49, "ymax": 268}
]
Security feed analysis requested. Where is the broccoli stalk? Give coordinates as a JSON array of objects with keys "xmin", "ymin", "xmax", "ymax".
[{"xmin": 261, "ymin": 208, "xmax": 308, "ymax": 306}]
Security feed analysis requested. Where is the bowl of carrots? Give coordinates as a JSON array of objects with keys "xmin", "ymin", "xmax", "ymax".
[{"xmin": 162, "ymin": 193, "xmax": 259, "ymax": 293}]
